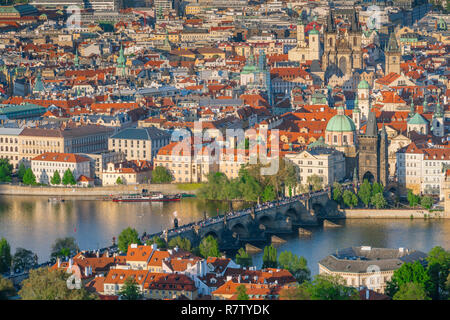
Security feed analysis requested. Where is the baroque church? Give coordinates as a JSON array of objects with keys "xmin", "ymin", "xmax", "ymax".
[{"xmin": 288, "ymin": 16, "xmax": 321, "ymax": 63}]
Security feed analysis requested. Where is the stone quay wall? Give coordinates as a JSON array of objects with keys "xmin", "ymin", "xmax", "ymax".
[
  {"xmin": 341, "ymin": 209, "xmax": 448, "ymax": 219},
  {"xmin": 0, "ymin": 183, "xmax": 197, "ymax": 197}
]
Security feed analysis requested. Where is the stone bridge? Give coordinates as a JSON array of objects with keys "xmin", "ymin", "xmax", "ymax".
[{"xmin": 149, "ymin": 190, "xmax": 337, "ymax": 250}]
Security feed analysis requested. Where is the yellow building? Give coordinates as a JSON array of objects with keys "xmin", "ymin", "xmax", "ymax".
[
  {"xmin": 185, "ymin": 4, "xmax": 201, "ymax": 15},
  {"xmin": 151, "ymin": 32, "xmax": 180, "ymax": 43}
]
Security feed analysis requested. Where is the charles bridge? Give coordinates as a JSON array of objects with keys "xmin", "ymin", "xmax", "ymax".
[{"xmin": 147, "ymin": 189, "xmax": 339, "ymax": 250}]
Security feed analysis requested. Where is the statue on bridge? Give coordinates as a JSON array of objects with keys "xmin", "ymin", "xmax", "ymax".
[
  {"xmin": 250, "ymin": 206, "xmax": 256, "ymax": 220},
  {"xmin": 174, "ymin": 217, "xmax": 179, "ymax": 229}
]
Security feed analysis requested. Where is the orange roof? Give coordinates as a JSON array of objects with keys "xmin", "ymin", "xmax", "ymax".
[{"xmin": 32, "ymin": 152, "xmax": 90, "ymax": 163}]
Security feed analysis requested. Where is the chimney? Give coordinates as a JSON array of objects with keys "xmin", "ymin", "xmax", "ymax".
[
  {"xmin": 69, "ymin": 258, "xmax": 73, "ymax": 268},
  {"xmin": 96, "ymin": 250, "xmax": 100, "ymax": 258},
  {"xmin": 57, "ymin": 258, "xmax": 61, "ymax": 268},
  {"xmin": 366, "ymin": 289, "xmax": 370, "ymax": 300}
]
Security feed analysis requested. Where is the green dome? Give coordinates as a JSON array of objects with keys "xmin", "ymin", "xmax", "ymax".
[
  {"xmin": 309, "ymin": 28, "xmax": 319, "ymax": 35},
  {"xmin": 358, "ymin": 79, "xmax": 370, "ymax": 89},
  {"xmin": 326, "ymin": 110, "xmax": 356, "ymax": 132}
]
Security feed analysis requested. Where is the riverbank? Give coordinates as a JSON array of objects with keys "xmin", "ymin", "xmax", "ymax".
[
  {"xmin": 340, "ymin": 208, "xmax": 448, "ymax": 219},
  {"xmin": 0, "ymin": 183, "xmax": 200, "ymax": 197}
]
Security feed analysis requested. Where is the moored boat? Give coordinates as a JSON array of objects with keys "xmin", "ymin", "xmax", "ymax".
[{"xmin": 112, "ymin": 192, "xmax": 181, "ymax": 202}]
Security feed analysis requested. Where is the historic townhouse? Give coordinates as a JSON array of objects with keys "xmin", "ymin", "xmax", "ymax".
[
  {"xmin": 108, "ymin": 127, "xmax": 170, "ymax": 162},
  {"xmin": 0, "ymin": 127, "xmax": 22, "ymax": 169},
  {"xmin": 31, "ymin": 152, "xmax": 91, "ymax": 185}
]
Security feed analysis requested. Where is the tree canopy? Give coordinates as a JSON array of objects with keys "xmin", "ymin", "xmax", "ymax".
[
  {"xmin": 12, "ymin": 248, "xmax": 37, "ymax": 272},
  {"xmin": 198, "ymin": 235, "xmax": 220, "ymax": 258},
  {"xmin": 236, "ymin": 284, "xmax": 249, "ymax": 300},
  {"xmin": 50, "ymin": 237, "xmax": 79, "ymax": 261},
  {"xmin": 0, "ymin": 158, "xmax": 12, "ymax": 183},
  {"xmin": 235, "ymin": 248, "xmax": 252, "ymax": 268},
  {"xmin": 168, "ymin": 236, "xmax": 192, "ymax": 252},
  {"xmin": 0, "ymin": 275, "xmax": 16, "ymax": 300},
  {"xmin": 19, "ymin": 268, "xmax": 97, "ymax": 300},
  {"xmin": 151, "ymin": 166, "xmax": 173, "ymax": 183},
  {"xmin": 62, "ymin": 169, "xmax": 76, "ymax": 186},
  {"xmin": 119, "ymin": 277, "xmax": 142, "ymax": 300},
  {"xmin": 118, "ymin": 227, "xmax": 141, "ymax": 253},
  {"xmin": 386, "ymin": 260, "xmax": 431, "ymax": 298},
  {"xmin": 50, "ymin": 170, "xmax": 61, "ymax": 185},
  {"xmin": 0, "ymin": 237, "xmax": 12, "ymax": 273},
  {"xmin": 393, "ymin": 282, "xmax": 429, "ymax": 300},
  {"xmin": 262, "ymin": 245, "xmax": 277, "ymax": 269},
  {"xmin": 22, "ymin": 168, "xmax": 36, "ymax": 185},
  {"xmin": 278, "ymin": 251, "xmax": 310, "ymax": 284}
]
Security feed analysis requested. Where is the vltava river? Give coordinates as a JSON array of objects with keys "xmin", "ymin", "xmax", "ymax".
[{"xmin": 0, "ymin": 196, "xmax": 449, "ymax": 274}]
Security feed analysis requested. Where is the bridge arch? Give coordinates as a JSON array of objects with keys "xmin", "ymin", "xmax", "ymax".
[
  {"xmin": 312, "ymin": 203, "xmax": 325, "ymax": 216},
  {"xmin": 258, "ymin": 215, "xmax": 274, "ymax": 229},
  {"xmin": 285, "ymin": 208, "xmax": 298, "ymax": 221},
  {"xmin": 229, "ymin": 223, "xmax": 248, "ymax": 239},
  {"xmin": 362, "ymin": 171, "xmax": 375, "ymax": 183},
  {"xmin": 203, "ymin": 230, "xmax": 219, "ymax": 240}
]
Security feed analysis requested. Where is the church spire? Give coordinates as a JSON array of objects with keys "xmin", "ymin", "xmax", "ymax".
[
  {"xmin": 386, "ymin": 31, "xmax": 400, "ymax": 53},
  {"xmin": 423, "ymin": 95, "xmax": 428, "ymax": 113},
  {"xmin": 74, "ymin": 48, "xmax": 79, "ymax": 68},
  {"xmin": 434, "ymin": 98, "xmax": 443, "ymax": 118},
  {"xmin": 409, "ymin": 100, "xmax": 415, "ymax": 118}
]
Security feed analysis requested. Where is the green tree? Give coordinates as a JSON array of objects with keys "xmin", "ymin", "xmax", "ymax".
[
  {"xmin": 393, "ymin": 282, "xmax": 429, "ymax": 300},
  {"xmin": 371, "ymin": 192, "xmax": 387, "ymax": 209},
  {"xmin": 371, "ymin": 182, "xmax": 384, "ymax": 196},
  {"xmin": 198, "ymin": 235, "xmax": 220, "ymax": 258},
  {"xmin": 198, "ymin": 172, "xmax": 229, "ymax": 201},
  {"xmin": 420, "ymin": 196, "xmax": 433, "ymax": 210},
  {"xmin": 22, "ymin": 168, "xmax": 36, "ymax": 185},
  {"xmin": 19, "ymin": 268, "xmax": 97, "ymax": 300},
  {"xmin": 407, "ymin": 189, "xmax": 420, "ymax": 208},
  {"xmin": 151, "ymin": 166, "xmax": 173, "ymax": 183},
  {"xmin": 306, "ymin": 174, "xmax": 323, "ymax": 191},
  {"xmin": 235, "ymin": 248, "xmax": 252, "ymax": 268},
  {"xmin": 238, "ymin": 169, "xmax": 263, "ymax": 202},
  {"xmin": 0, "ymin": 275, "xmax": 16, "ymax": 300},
  {"xmin": 12, "ymin": 248, "xmax": 36, "ymax": 272},
  {"xmin": 50, "ymin": 237, "xmax": 79, "ymax": 261},
  {"xmin": 278, "ymin": 251, "xmax": 310, "ymax": 284},
  {"xmin": 332, "ymin": 182, "xmax": 343, "ymax": 204},
  {"xmin": 115, "ymin": 177, "xmax": 123, "ymax": 185},
  {"xmin": 279, "ymin": 284, "xmax": 311, "ymax": 300},
  {"xmin": 0, "ymin": 158, "xmax": 12, "ymax": 183},
  {"xmin": 145, "ymin": 236, "xmax": 167, "ymax": 249},
  {"xmin": 386, "ymin": 261, "xmax": 431, "ymax": 298},
  {"xmin": 262, "ymin": 245, "xmax": 277, "ymax": 269},
  {"xmin": 342, "ymin": 190, "xmax": 358, "ymax": 208},
  {"xmin": 119, "ymin": 276, "xmax": 142, "ymax": 300},
  {"xmin": 426, "ymin": 246, "xmax": 450, "ymax": 300},
  {"xmin": 62, "ymin": 169, "xmax": 76, "ymax": 186},
  {"xmin": 358, "ymin": 179, "xmax": 372, "ymax": 207},
  {"xmin": 168, "ymin": 236, "xmax": 191, "ymax": 251},
  {"xmin": 50, "ymin": 170, "xmax": 61, "ymax": 185},
  {"xmin": 118, "ymin": 227, "xmax": 141, "ymax": 253},
  {"xmin": 17, "ymin": 163, "xmax": 26, "ymax": 182},
  {"xmin": 0, "ymin": 237, "xmax": 12, "ymax": 273},
  {"xmin": 262, "ymin": 185, "xmax": 276, "ymax": 202},
  {"xmin": 307, "ymin": 274, "xmax": 360, "ymax": 300},
  {"xmin": 236, "ymin": 284, "xmax": 249, "ymax": 300}
]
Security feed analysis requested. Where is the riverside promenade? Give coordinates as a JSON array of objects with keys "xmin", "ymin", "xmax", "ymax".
[{"xmin": 0, "ymin": 183, "xmax": 196, "ymax": 196}]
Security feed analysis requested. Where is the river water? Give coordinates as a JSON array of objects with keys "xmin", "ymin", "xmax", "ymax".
[{"xmin": 0, "ymin": 196, "xmax": 449, "ymax": 274}]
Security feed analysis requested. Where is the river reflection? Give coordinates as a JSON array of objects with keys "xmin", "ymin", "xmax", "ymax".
[{"xmin": 0, "ymin": 196, "xmax": 448, "ymax": 274}]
